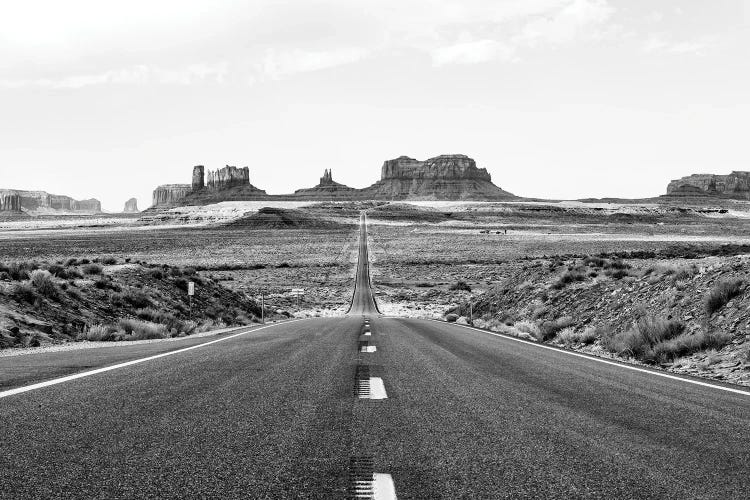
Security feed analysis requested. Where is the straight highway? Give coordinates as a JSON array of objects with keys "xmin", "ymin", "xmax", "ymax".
[{"xmin": 1, "ymin": 213, "xmax": 748, "ymax": 499}]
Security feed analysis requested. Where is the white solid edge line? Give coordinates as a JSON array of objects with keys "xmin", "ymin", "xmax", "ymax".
[
  {"xmin": 373, "ymin": 474, "xmax": 397, "ymax": 500},
  {"xmin": 0, "ymin": 319, "xmax": 306, "ymax": 400},
  {"xmin": 423, "ymin": 319, "xmax": 750, "ymax": 397}
]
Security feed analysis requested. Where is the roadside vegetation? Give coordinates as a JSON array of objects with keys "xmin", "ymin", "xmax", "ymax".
[
  {"xmin": 442, "ymin": 251, "xmax": 750, "ymax": 386},
  {"xmin": 0, "ymin": 257, "xmax": 266, "ymax": 348}
]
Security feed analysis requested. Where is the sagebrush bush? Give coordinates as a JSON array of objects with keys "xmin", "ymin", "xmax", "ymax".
[
  {"xmin": 82, "ymin": 263, "xmax": 103, "ymax": 275},
  {"xmin": 79, "ymin": 324, "xmax": 121, "ymax": 341},
  {"xmin": 10, "ymin": 282, "xmax": 37, "ymax": 303},
  {"xmin": 557, "ymin": 325, "xmax": 600, "ymax": 346},
  {"xmin": 540, "ymin": 316, "xmax": 575, "ymax": 341},
  {"xmin": 117, "ymin": 318, "xmax": 167, "ymax": 340},
  {"xmin": 704, "ymin": 279, "xmax": 743, "ymax": 315},
  {"xmin": 135, "ymin": 308, "xmax": 190, "ymax": 333},
  {"xmin": 552, "ymin": 271, "xmax": 585, "ymax": 289},
  {"xmin": 29, "ymin": 270, "xmax": 58, "ymax": 299},
  {"xmin": 100, "ymin": 256, "xmax": 118, "ymax": 265},
  {"xmin": 651, "ymin": 330, "xmax": 731, "ymax": 363},
  {"xmin": 120, "ymin": 288, "xmax": 153, "ymax": 308},
  {"xmin": 603, "ymin": 316, "xmax": 685, "ymax": 363},
  {"xmin": 514, "ymin": 320, "xmax": 541, "ymax": 340}
]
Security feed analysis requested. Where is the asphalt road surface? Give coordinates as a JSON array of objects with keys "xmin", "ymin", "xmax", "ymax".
[{"xmin": 1, "ymin": 213, "xmax": 749, "ymax": 499}]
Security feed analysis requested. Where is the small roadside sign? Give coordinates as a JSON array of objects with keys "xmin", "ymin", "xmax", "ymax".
[{"xmin": 188, "ymin": 282, "xmax": 195, "ymax": 296}]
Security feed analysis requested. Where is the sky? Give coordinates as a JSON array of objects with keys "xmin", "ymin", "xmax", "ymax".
[{"xmin": 1, "ymin": 0, "xmax": 748, "ymax": 211}]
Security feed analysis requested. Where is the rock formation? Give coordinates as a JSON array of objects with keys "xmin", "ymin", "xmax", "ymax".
[
  {"xmin": 362, "ymin": 154, "xmax": 515, "ymax": 200},
  {"xmin": 667, "ymin": 172, "xmax": 750, "ymax": 200},
  {"xmin": 206, "ymin": 166, "xmax": 250, "ymax": 190},
  {"xmin": 192, "ymin": 165, "xmax": 205, "ymax": 191},
  {"xmin": 72, "ymin": 199, "xmax": 102, "ymax": 212},
  {"xmin": 149, "ymin": 154, "xmax": 515, "ymax": 208},
  {"xmin": 152, "ymin": 184, "xmax": 192, "ymax": 207},
  {"xmin": 0, "ymin": 189, "xmax": 101, "ymax": 213},
  {"xmin": 123, "ymin": 198, "xmax": 139, "ymax": 213},
  {"xmin": 294, "ymin": 169, "xmax": 358, "ymax": 199},
  {"xmin": 380, "ymin": 155, "xmax": 492, "ymax": 181},
  {"xmin": 0, "ymin": 191, "xmax": 22, "ymax": 212}
]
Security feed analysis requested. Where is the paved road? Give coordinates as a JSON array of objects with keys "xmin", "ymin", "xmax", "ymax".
[{"xmin": 1, "ymin": 213, "xmax": 749, "ymax": 499}]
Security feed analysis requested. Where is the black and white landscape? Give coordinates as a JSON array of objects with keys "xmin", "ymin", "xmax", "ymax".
[{"xmin": 1, "ymin": 2, "xmax": 749, "ymax": 499}]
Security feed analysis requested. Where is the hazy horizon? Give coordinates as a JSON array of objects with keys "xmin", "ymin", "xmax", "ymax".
[{"xmin": 2, "ymin": 0, "xmax": 748, "ymax": 211}]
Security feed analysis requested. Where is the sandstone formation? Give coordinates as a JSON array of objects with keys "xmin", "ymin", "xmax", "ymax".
[
  {"xmin": 362, "ymin": 154, "xmax": 515, "ymax": 200},
  {"xmin": 294, "ymin": 169, "xmax": 358, "ymax": 199},
  {"xmin": 123, "ymin": 198, "xmax": 139, "ymax": 213},
  {"xmin": 192, "ymin": 166, "xmax": 205, "ymax": 191},
  {"xmin": 0, "ymin": 191, "xmax": 22, "ymax": 212},
  {"xmin": 0, "ymin": 189, "xmax": 101, "ymax": 213},
  {"xmin": 206, "ymin": 166, "xmax": 250, "ymax": 190},
  {"xmin": 667, "ymin": 172, "xmax": 750, "ymax": 200},
  {"xmin": 150, "ymin": 154, "xmax": 515, "ymax": 208},
  {"xmin": 152, "ymin": 184, "xmax": 192, "ymax": 207},
  {"xmin": 73, "ymin": 199, "xmax": 102, "ymax": 212}
]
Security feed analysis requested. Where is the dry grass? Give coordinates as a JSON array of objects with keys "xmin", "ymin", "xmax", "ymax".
[
  {"xmin": 704, "ymin": 279, "xmax": 744, "ymax": 315},
  {"xmin": 557, "ymin": 326, "xmax": 600, "ymax": 346}
]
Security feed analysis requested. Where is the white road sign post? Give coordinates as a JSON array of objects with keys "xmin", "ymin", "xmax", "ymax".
[{"xmin": 188, "ymin": 281, "xmax": 195, "ymax": 320}]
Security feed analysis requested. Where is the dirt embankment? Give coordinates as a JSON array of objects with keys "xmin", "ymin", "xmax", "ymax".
[
  {"xmin": 0, "ymin": 258, "xmax": 265, "ymax": 348},
  {"xmin": 453, "ymin": 252, "xmax": 750, "ymax": 386}
]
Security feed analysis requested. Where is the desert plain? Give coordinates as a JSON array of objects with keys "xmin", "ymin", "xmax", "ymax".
[{"xmin": 2, "ymin": 199, "xmax": 750, "ymax": 389}]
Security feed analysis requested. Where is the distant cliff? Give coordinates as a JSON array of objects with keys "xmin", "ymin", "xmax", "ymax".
[
  {"xmin": 294, "ymin": 169, "xmax": 358, "ymax": 199},
  {"xmin": 362, "ymin": 154, "xmax": 515, "ymax": 200},
  {"xmin": 0, "ymin": 191, "xmax": 22, "ymax": 212},
  {"xmin": 152, "ymin": 184, "xmax": 193, "ymax": 207},
  {"xmin": 150, "ymin": 155, "xmax": 515, "ymax": 208},
  {"xmin": 0, "ymin": 189, "xmax": 101, "ymax": 213},
  {"xmin": 666, "ymin": 172, "xmax": 750, "ymax": 200},
  {"xmin": 123, "ymin": 198, "xmax": 139, "ymax": 213}
]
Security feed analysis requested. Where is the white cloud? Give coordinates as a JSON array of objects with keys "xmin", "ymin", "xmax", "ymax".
[
  {"xmin": 518, "ymin": 0, "xmax": 615, "ymax": 46},
  {"xmin": 642, "ymin": 36, "xmax": 712, "ymax": 55},
  {"xmin": 259, "ymin": 47, "xmax": 369, "ymax": 79},
  {"xmin": 432, "ymin": 40, "xmax": 516, "ymax": 66},
  {"xmin": 0, "ymin": 62, "xmax": 230, "ymax": 89}
]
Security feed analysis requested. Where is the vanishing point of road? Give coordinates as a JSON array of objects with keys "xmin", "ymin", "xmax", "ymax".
[{"xmin": 1, "ymin": 213, "xmax": 749, "ymax": 499}]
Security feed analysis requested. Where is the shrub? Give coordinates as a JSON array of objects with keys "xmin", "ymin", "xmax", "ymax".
[
  {"xmin": 120, "ymin": 289, "xmax": 153, "ymax": 308},
  {"xmin": 704, "ymin": 279, "xmax": 744, "ymax": 315},
  {"xmin": 65, "ymin": 267, "xmax": 84, "ymax": 279},
  {"xmin": 82, "ymin": 263, "xmax": 103, "ymax": 275},
  {"xmin": 148, "ymin": 268, "xmax": 164, "ymax": 279},
  {"xmin": 135, "ymin": 308, "xmax": 188, "ymax": 332},
  {"xmin": 79, "ymin": 324, "xmax": 121, "ymax": 341},
  {"xmin": 173, "ymin": 277, "xmax": 189, "ymax": 292},
  {"xmin": 4, "ymin": 262, "xmax": 30, "ymax": 281},
  {"xmin": 79, "ymin": 258, "xmax": 90, "ymax": 265},
  {"xmin": 583, "ymin": 256, "xmax": 607, "ymax": 268},
  {"xmin": 449, "ymin": 281, "xmax": 472, "ymax": 292},
  {"xmin": 603, "ymin": 316, "xmax": 686, "ymax": 363},
  {"xmin": 552, "ymin": 271, "xmax": 585, "ymax": 289},
  {"xmin": 65, "ymin": 258, "xmax": 79, "ymax": 266},
  {"xmin": 29, "ymin": 270, "xmax": 58, "ymax": 299},
  {"xmin": 514, "ymin": 320, "xmax": 541, "ymax": 340},
  {"xmin": 557, "ymin": 325, "xmax": 600, "ymax": 346},
  {"xmin": 94, "ymin": 276, "xmax": 120, "ymax": 291},
  {"xmin": 651, "ymin": 330, "xmax": 731, "ymax": 363},
  {"xmin": 539, "ymin": 316, "xmax": 575, "ymax": 341},
  {"xmin": 100, "ymin": 256, "xmax": 118, "ymax": 265},
  {"xmin": 10, "ymin": 282, "xmax": 37, "ymax": 303},
  {"xmin": 117, "ymin": 318, "xmax": 167, "ymax": 340}
]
